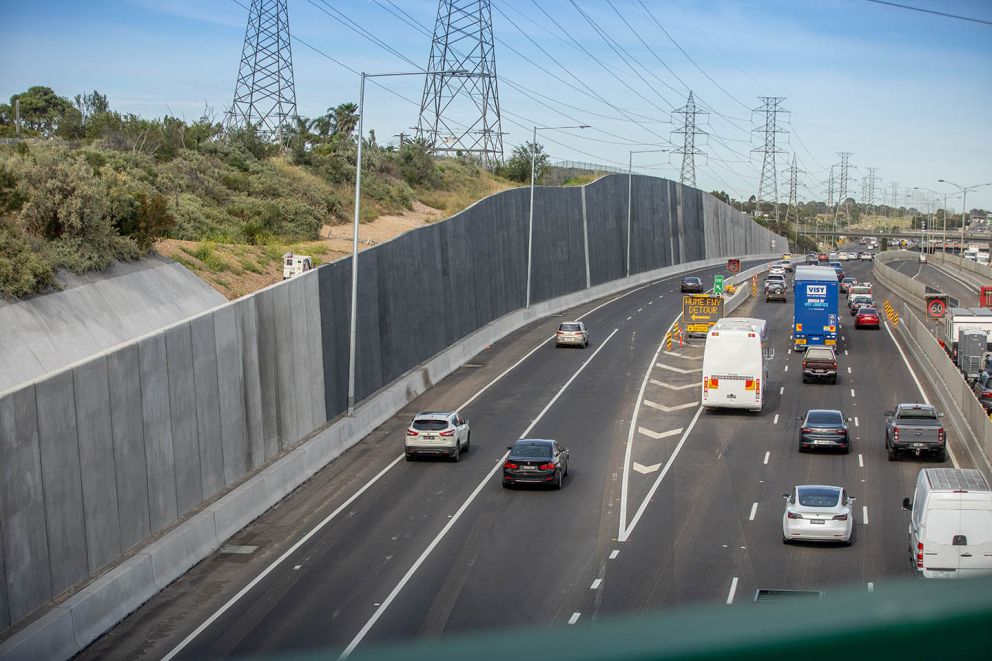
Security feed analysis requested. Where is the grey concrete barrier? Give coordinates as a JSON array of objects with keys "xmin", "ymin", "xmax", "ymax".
[
  {"xmin": 930, "ymin": 252, "xmax": 992, "ymax": 287},
  {"xmin": 873, "ymin": 250, "xmax": 928, "ymax": 304},
  {"xmin": 0, "ymin": 253, "xmax": 779, "ymax": 661}
]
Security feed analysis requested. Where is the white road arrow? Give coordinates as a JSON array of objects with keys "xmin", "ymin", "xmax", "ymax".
[
  {"xmin": 655, "ymin": 363, "xmax": 702, "ymax": 374},
  {"xmin": 633, "ymin": 461, "xmax": 662, "ymax": 474},
  {"xmin": 650, "ymin": 379, "xmax": 699, "ymax": 390},
  {"xmin": 638, "ymin": 426, "xmax": 684, "ymax": 440},
  {"xmin": 644, "ymin": 399, "xmax": 699, "ymax": 412}
]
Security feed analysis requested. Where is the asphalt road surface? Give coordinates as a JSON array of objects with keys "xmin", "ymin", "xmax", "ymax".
[
  {"xmin": 80, "ymin": 259, "xmax": 971, "ymax": 660},
  {"xmin": 887, "ymin": 258, "xmax": 985, "ymax": 310}
]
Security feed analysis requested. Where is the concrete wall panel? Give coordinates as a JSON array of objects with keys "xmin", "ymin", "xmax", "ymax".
[
  {"xmin": 0, "ymin": 512, "xmax": 7, "ymax": 629},
  {"xmin": 287, "ymin": 277, "xmax": 312, "ymax": 444},
  {"xmin": 235, "ymin": 297, "xmax": 265, "ymax": 471},
  {"xmin": 216, "ymin": 305, "xmax": 248, "ymax": 485},
  {"xmin": 35, "ymin": 370, "xmax": 88, "ymax": 595},
  {"xmin": 318, "ymin": 259, "xmax": 351, "ymax": 420},
  {"xmin": 190, "ymin": 314, "xmax": 225, "ymax": 497},
  {"xmin": 301, "ymin": 272, "xmax": 326, "ymax": 431},
  {"xmin": 257, "ymin": 288, "xmax": 285, "ymax": 459},
  {"xmin": 0, "ymin": 387, "xmax": 52, "ymax": 621},
  {"xmin": 106, "ymin": 345, "xmax": 150, "ymax": 551},
  {"xmin": 164, "ymin": 324, "xmax": 202, "ymax": 516},
  {"xmin": 138, "ymin": 334, "xmax": 178, "ymax": 532},
  {"xmin": 72, "ymin": 357, "xmax": 121, "ymax": 573}
]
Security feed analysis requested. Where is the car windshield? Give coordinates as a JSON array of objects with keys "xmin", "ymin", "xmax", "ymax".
[
  {"xmin": 797, "ymin": 487, "xmax": 841, "ymax": 508},
  {"xmin": 806, "ymin": 411, "xmax": 842, "ymax": 426},
  {"xmin": 511, "ymin": 443, "xmax": 552, "ymax": 458},
  {"xmin": 559, "ymin": 323, "xmax": 581, "ymax": 332},
  {"xmin": 413, "ymin": 419, "xmax": 449, "ymax": 431}
]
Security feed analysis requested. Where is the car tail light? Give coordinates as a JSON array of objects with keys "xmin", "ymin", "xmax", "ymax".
[
  {"xmin": 745, "ymin": 378, "xmax": 755, "ymax": 390},
  {"xmin": 916, "ymin": 542, "xmax": 924, "ymax": 568},
  {"xmin": 439, "ymin": 429, "xmax": 455, "ymax": 437},
  {"xmin": 406, "ymin": 428, "xmax": 418, "ymax": 436},
  {"xmin": 755, "ymin": 378, "xmax": 761, "ymax": 398},
  {"xmin": 834, "ymin": 428, "xmax": 846, "ymax": 434},
  {"xmin": 708, "ymin": 377, "xmax": 719, "ymax": 388},
  {"xmin": 802, "ymin": 360, "xmax": 808, "ymax": 369},
  {"xmin": 938, "ymin": 428, "xmax": 945, "ymax": 443},
  {"xmin": 787, "ymin": 511, "xmax": 803, "ymax": 519},
  {"xmin": 833, "ymin": 513, "xmax": 849, "ymax": 521},
  {"xmin": 893, "ymin": 427, "xmax": 900, "ymax": 441},
  {"xmin": 556, "ymin": 331, "xmax": 564, "ymax": 335},
  {"xmin": 831, "ymin": 361, "xmax": 837, "ymax": 369},
  {"xmin": 539, "ymin": 462, "xmax": 555, "ymax": 470},
  {"xmin": 504, "ymin": 461, "xmax": 518, "ymax": 469}
]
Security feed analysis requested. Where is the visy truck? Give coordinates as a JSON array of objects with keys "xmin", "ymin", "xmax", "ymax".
[
  {"xmin": 884, "ymin": 403, "xmax": 946, "ymax": 461},
  {"xmin": 792, "ymin": 265, "xmax": 839, "ymax": 351}
]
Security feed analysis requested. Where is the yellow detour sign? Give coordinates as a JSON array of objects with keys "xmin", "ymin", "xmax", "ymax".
[{"xmin": 682, "ymin": 294, "xmax": 725, "ymax": 333}]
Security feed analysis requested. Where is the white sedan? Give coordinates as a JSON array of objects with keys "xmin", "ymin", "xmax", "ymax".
[{"xmin": 782, "ymin": 485, "xmax": 855, "ymax": 545}]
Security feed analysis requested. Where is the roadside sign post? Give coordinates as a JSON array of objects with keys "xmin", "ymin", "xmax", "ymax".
[
  {"xmin": 682, "ymin": 294, "xmax": 725, "ymax": 335},
  {"xmin": 713, "ymin": 275, "xmax": 724, "ymax": 296}
]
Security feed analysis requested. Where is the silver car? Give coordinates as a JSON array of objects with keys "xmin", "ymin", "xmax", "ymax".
[
  {"xmin": 782, "ymin": 485, "xmax": 855, "ymax": 545},
  {"xmin": 555, "ymin": 321, "xmax": 589, "ymax": 348},
  {"xmin": 405, "ymin": 411, "xmax": 470, "ymax": 461}
]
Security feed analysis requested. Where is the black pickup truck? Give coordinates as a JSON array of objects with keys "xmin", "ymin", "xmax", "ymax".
[{"xmin": 801, "ymin": 346, "xmax": 838, "ymax": 384}]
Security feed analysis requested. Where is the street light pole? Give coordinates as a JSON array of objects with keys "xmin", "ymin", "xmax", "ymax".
[
  {"xmin": 347, "ymin": 69, "xmax": 463, "ymax": 415},
  {"xmin": 627, "ymin": 148, "xmax": 669, "ymax": 277},
  {"xmin": 526, "ymin": 124, "xmax": 589, "ymax": 307}
]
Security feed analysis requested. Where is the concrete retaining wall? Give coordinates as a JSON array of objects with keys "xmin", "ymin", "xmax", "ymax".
[
  {"xmin": 0, "ymin": 174, "xmax": 785, "ymax": 652},
  {"xmin": 930, "ymin": 252, "xmax": 992, "ymax": 285}
]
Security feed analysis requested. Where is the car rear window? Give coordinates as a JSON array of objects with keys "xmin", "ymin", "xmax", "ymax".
[
  {"xmin": 512, "ymin": 443, "xmax": 552, "ymax": 458},
  {"xmin": 807, "ymin": 411, "xmax": 842, "ymax": 425},
  {"xmin": 559, "ymin": 323, "xmax": 581, "ymax": 332},
  {"xmin": 412, "ymin": 419, "xmax": 449, "ymax": 431},
  {"xmin": 806, "ymin": 348, "xmax": 834, "ymax": 360},
  {"xmin": 797, "ymin": 487, "xmax": 841, "ymax": 508},
  {"xmin": 859, "ymin": 308, "xmax": 878, "ymax": 315},
  {"xmin": 897, "ymin": 408, "xmax": 937, "ymax": 420},
  {"xmin": 684, "ymin": 277, "xmax": 700, "ymax": 284}
]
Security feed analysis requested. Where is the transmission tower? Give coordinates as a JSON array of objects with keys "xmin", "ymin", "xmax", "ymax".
[
  {"xmin": 865, "ymin": 167, "xmax": 879, "ymax": 216},
  {"xmin": 890, "ymin": 182, "xmax": 899, "ymax": 218},
  {"xmin": 782, "ymin": 155, "xmax": 804, "ymax": 247},
  {"xmin": 418, "ymin": 0, "xmax": 503, "ymax": 165},
  {"xmin": 672, "ymin": 91, "xmax": 706, "ymax": 188},
  {"xmin": 225, "ymin": 0, "xmax": 296, "ymax": 138},
  {"xmin": 752, "ymin": 97, "xmax": 788, "ymax": 221}
]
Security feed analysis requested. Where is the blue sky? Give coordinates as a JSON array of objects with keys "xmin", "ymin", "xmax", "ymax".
[{"xmin": 2, "ymin": 0, "xmax": 990, "ymax": 210}]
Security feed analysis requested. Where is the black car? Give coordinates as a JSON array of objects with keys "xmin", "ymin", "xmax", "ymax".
[
  {"xmin": 503, "ymin": 439, "xmax": 569, "ymax": 489},
  {"xmin": 798, "ymin": 409, "xmax": 851, "ymax": 453},
  {"xmin": 680, "ymin": 276, "xmax": 704, "ymax": 293}
]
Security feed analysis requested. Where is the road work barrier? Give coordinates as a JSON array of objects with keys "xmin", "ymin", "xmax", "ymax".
[{"xmin": 0, "ymin": 174, "xmax": 784, "ymax": 660}]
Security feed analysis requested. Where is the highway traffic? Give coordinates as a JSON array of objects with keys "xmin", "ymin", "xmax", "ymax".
[{"xmin": 80, "ymin": 257, "xmax": 978, "ymax": 660}]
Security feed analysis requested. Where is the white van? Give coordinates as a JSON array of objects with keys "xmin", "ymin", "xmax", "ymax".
[
  {"xmin": 902, "ymin": 468, "xmax": 992, "ymax": 579},
  {"xmin": 701, "ymin": 317, "xmax": 768, "ymax": 412}
]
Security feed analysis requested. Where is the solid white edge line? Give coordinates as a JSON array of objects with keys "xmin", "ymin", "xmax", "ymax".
[
  {"xmin": 162, "ymin": 453, "xmax": 405, "ymax": 661},
  {"xmin": 748, "ymin": 502, "xmax": 758, "ymax": 521},
  {"xmin": 621, "ymin": 406, "xmax": 704, "ymax": 541},
  {"xmin": 340, "ymin": 329, "xmax": 620, "ymax": 658},
  {"xmin": 726, "ymin": 576, "xmax": 739, "ymax": 605},
  {"xmin": 619, "ymin": 313, "xmax": 683, "ymax": 541}
]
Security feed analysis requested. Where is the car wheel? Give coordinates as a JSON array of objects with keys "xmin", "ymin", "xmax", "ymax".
[
  {"xmin": 936, "ymin": 448, "xmax": 947, "ymax": 463},
  {"xmin": 405, "ymin": 453, "xmax": 414, "ymax": 462},
  {"xmin": 802, "ymin": 375, "xmax": 808, "ymax": 384},
  {"xmin": 502, "ymin": 479, "xmax": 512, "ymax": 489},
  {"xmin": 798, "ymin": 443, "xmax": 806, "ymax": 453},
  {"xmin": 451, "ymin": 443, "xmax": 460, "ymax": 463},
  {"xmin": 564, "ymin": 460, "xmax": 568, "ymax": 477},
  {"xmin": 554, "ymin": 470, "xmax": 563, "ymax": 490},
  {"xmin": 842, "ymin": 443, "xmax": 850, "ymax": 455},
  {"xmin": 782, "ymin": 535, "xmax": 792, "ymax": 545},
  {"xmin": 887, "ymin": 445, "xmax": 897, "ymax": 461}
]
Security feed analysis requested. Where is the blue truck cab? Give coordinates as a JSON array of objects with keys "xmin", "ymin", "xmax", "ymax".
[{"xmin": 793, "ymin": 265, "xmax": 840, "ymax": 351}]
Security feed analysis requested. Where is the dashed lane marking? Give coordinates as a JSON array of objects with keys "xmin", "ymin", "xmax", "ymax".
[
  {"xmin": 784, "ymin": 365, "xmax": 789, "ymax": 372},
  {"xmin": 773, "ymin": 414, "xmax": 779, "ymax": 424},
  {"xmin": 644, "ymin": 399, "xmax": 699, "ymax": 412},
  {"xmin": 858, "ymin": 453, "xmax": 864, "ymax": 468},
  {"xmin": 609, "ymin": 550, "xmax": 619, "ymax": 560},
  {"xmin": 638, "ymin": 426, "xmax": 685, "ymax": 440},
  {"xmin": 764, "ymin": 451, "xmax": 770, "ymax": 464},
  {"xmin": 854, "ymin": 416, "xmax": 859, "ymax": 427},
  {"xmin": 868, "ymin": 582, "xmax": 874, "ymax": 593},
  {"xmin": 726, "ymin": 577, "xmax": 739, "ymax": 605},
  {"xmin": 748, "ymin": 502, "xmax": 758, "ymax": 521},
  {"xmin": 569, "ymin": 613, "xmax": 581, "ymax": 625},
  {"xmin": 848, "ymin": 367, "xmax": 852, "ymax": 374},
  {"xmin": 590, "ymin": 579, "xmax": 602, "ymax": 589},
  {"xmin": 850, "ymin": 389, "xmax": 856, "ymax": 397},
  {"xmin": 862, "ymin": 506, "xmax": 869, "ymax": 525},
  {"xmin": 779, "ymin": 386, "xmax": 784, "ymax": 395}
]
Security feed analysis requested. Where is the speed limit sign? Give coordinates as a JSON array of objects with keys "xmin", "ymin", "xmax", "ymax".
[
  {"xmin": 926, "ymin": 295, "xmax": 947, "ymax": 319},
  {"xmin": 727, "ymin": 258, "xmax": 741, "ymax": 274}
]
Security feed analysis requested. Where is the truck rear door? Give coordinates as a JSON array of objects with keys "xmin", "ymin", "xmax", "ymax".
[
  {"xmin": 922, "ymin": 506, "xmax": 961, "ymax": 578},
  {"xmin": 956, "ymin": 506, "xmax": 992, "ymax": 577}
]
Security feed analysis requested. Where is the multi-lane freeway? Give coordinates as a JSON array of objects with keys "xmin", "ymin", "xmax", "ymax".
[
  {"xmin": 80, "ymin": 258, "xmax": 980, "ymax": 659},
  {"xmin": 887, "ymin": 257, "xmax": 985, "ymax": 311}
]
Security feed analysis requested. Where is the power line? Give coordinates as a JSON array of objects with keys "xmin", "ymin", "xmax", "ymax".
[{"xmin": 864, "ymin": 0, "xmax": 992, "ymax": 26}]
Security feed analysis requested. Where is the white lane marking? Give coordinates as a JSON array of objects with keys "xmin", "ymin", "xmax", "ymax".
[
  {"xmin": 854, "ymin": 416, "xmax": 859, "ymax": 427},
  {"xmin": 569, "ymin": 612, "xmax": 581, "ymax": 625},
  {"xmin": 650, "ymin": 379, "xmax": 698, "ymax": 390},
  {"xmin": 848, "ymin": 367, "xmax": 852, "ymax": 374},
  {"xmin": 779, "ymin": 386, "xmax": 784, "ymax": 395},
  {"xmin": 788, "ymin": 349, "xmax": 792, "ymax": 355},
  {"xmin": 850, "ymin": 389, "xmax": 856, "ymax": 398},
  {"xmin": 638, "ymin": 426, "xmax": 684, "ymax": 440},
  {"xmin": 862, "ymin": 505, "xmax": 869, "ymax": 525},
  {"xmin": 773, "ymin": 414, "xmax": 779, "ymax": 425},
  {"xmin": 748, "ymin": 502, "xmax": 758, "ymax": 521},
  {"xmin": 644, "ymin": 399, "xmax": 698, "ymax": 412},
  {"xmin": 293, "ymin": 565, "xmax": 301, "ymax": 570},
  {"xmin": 162, "ymin": 453, "xmax": 406, "ymax": 661},
  {"xmin": 868, "ymin": 582, "xmax": 874, "ymax": 593},
  {"xmin": 784, "ymin": 365, "xmax": 789, "ymax": 372},
  {"xmin": 609, "ymin": 550, "xmax": 619, "ymax": 560},
  {"xmin": 638, "ymin": 307, "xmax": 644, "ymax": 312},
  {"xmin": 845, "ymin": 349, "xmax": 849, "ymax": 356},
  {"xmin": 858, "ymin": 453, "xmax": 864, "ymax": 468},
  {"xmin": 763, "ymin": 451, "xmax": 770, "ymax": 464},
  {"xmin": 621, "ymin": 407, "xmax": 704, "ymax": 541},
  {"xmin": 340, "ymin": 329, "xmax": 620, "ymax": 658},
  {"xmin": 655, "ymin": 362, "xmax": 702, "ymax": 374},
  {"xmin": 663, "ymin": 350, "xmax": 702, "ymax": 360},
  {"xmin": 627, "ymin": 316, "xmax": 632, "ymax": 320},
  {"xmin": 726, "ymin": 577, "xmax": 739, "ymax": 605},
  {"xmin": 632, "ymin": 461, "xmax": 663, "ymax": 474},
  {"xmin": 590, "ymin": 578, "xmax": 602, "ymax": 589}
]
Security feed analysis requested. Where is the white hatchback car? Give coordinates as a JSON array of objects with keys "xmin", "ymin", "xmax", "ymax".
[
  {"xmin": 405, "ymin": 411, "xmax": 470, "ymax": 461},
  {"xmin": 555, "ymin": 321, "xmax": 589, "ymax": 348},
  {"xmin": 783, "ymin": 485, "xmax": 855, "ymax": 545}
]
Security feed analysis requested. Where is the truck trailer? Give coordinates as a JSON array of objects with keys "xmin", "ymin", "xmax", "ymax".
[{"xmin": 792, "ymin": 265, "xmax": 839, "ymax": 351}]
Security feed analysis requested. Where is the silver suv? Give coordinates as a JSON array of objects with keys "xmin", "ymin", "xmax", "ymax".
[
  {"xmin": 555, "ymin": 321, "xmax": 589, "ymax": 348},
  {"xmin": 405, "ymin": 411, "xmax": 471, "ymax": 461}
]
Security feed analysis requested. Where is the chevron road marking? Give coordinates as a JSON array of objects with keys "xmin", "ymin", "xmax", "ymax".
[
  {"xmin": 663, "ymin": 351, "xmax": 702, "ymax": 360},
  {"xmin": 649, "ymin": 379, "xmax": 699, "ymax": 390},
  {"xmin": 655, "ymin": 362, "xmax": 702, "ymax": 374},
  {"xmin": 643, "ymin": 399, "xmax": 699, "ymax": 412},
  {"xmin": 633, "ymin": 461, "xmax": 663, "ymax": 474},
  {"xmin": 638, "ymin": 426, "xmax": 684, "ymax": 440}
]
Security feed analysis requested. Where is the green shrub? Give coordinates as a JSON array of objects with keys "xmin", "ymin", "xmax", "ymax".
[{"xmin": 0, "ymin": 218, "xmax": 56, "ymax": 298}]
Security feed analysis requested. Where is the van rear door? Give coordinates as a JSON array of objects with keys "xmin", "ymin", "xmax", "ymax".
[
  {"xmin": 922, "ymin": 507, "xmax": 961, "ymax": 578},
  {"xmin": 956, "ymin": 506, "xmax": 992, "ymax": 577}
]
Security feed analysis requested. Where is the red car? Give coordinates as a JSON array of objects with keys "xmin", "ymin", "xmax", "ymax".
[{"xmin": 854, "ymin": 307, "xmax": 880, "ymax": 329}]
